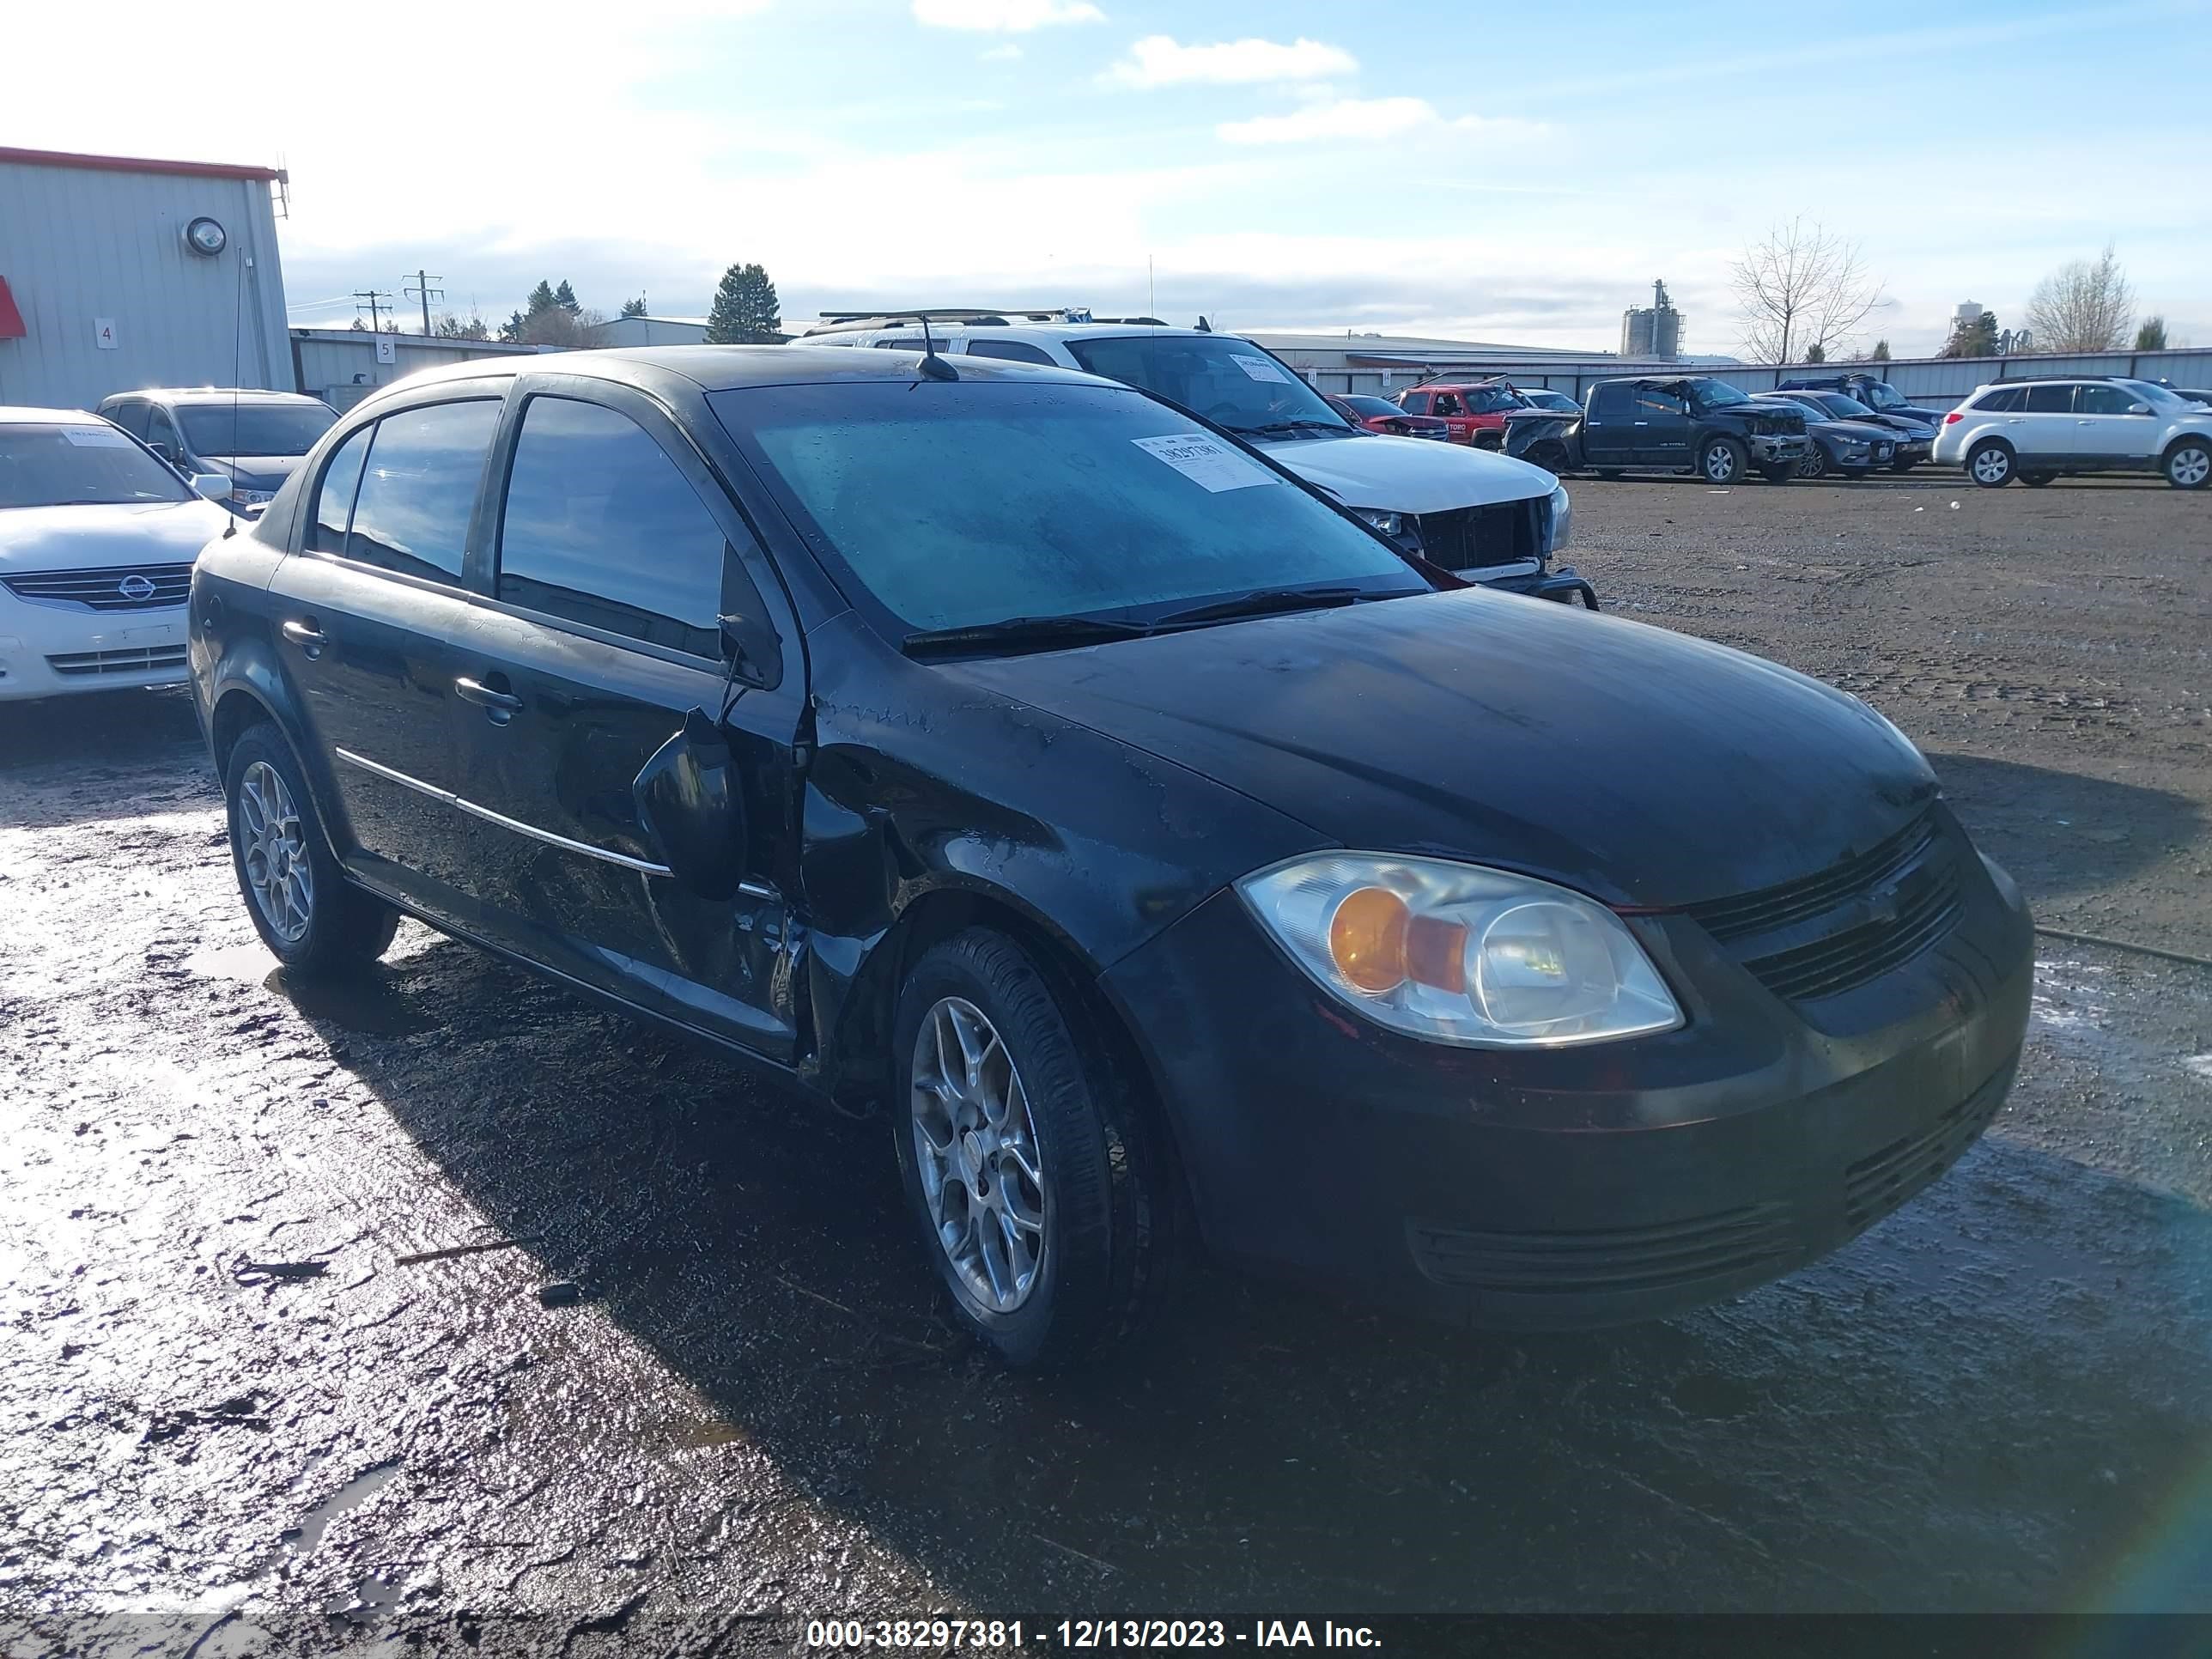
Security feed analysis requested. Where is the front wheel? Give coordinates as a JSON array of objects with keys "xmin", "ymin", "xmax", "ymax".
[
  {"xmin": 1797, "ymin": 444, "xmax": 1829, "ymax": 481},
  {"xmin": 1699, "ymin": 437, "xmax": 1747, "ymax": 484},
  {"xmin": 891, "ymin": 929, "xmax": 1173, "ymax": 1369},
  {"xmin": 224, "ymin": 724, "xmax": 398, "ymax": 977},
  {"xmin": 1967, "ymin": 441, "xmax": 2015, "ymax": 488},
  {"xmin": 2166, "ymin": 440, "xmax": 2211, "ymax": 490}
]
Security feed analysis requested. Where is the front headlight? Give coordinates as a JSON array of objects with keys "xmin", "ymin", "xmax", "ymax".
[
  {"xmin": 1352, "ymin": 507, "xmax": 1403, "ymax": 538},
  {"xmin": 1237, "ymin": 854, "xmax": 1683, "ymax": 1048},
  {"xmin": 1544, "ymin": 483, "xmax": 1571, "ymax": 554}
]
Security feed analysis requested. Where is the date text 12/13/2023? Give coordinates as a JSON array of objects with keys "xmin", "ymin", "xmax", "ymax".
[{"xmin": 805, "ymin": 1620, "xmax": 1383, "ymax": 1649}]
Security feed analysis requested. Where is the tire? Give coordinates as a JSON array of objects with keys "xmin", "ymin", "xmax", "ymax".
[
  {"xmin": 1528, "ymin": 441, "xmax": 1571, "ymax": 474},
  {"xmin": 1966, "ymin": 440, "xmax": 2015, "ymax": 488},
  {"xmin": 1798, "ymin": 443, "xmax": 1829, "ymax": 481},
  {"xmin": 2021, "ymin": 471, "xmax": 2057, "ymax": 489},
  {"xmin": 1699, "ymin": 437, "xmax": 1747, "ymax": 484},
  {"xmin": 891, "ymin": 928, "xmax": 1172, "ymax": 1369},
  {"xmin": 1595, "ymin": 469, "xmax": 1624, "ymax": 480},
  {"xmin": 2166, "ymin": 439, "xmax": 2211, "ymax": 490},
  {"xmin": 224, "ymin": 723, "xmax": 398, "ymax": 978}
]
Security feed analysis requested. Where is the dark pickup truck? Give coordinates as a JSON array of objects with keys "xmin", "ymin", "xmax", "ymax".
[
  {"xmin": 1777, "ymin": 372, "xmax": 1945, "ymax": 428},
  {"xmin": 1507, "ymin": 376, "xmax": 1808, "ymax": 484}
]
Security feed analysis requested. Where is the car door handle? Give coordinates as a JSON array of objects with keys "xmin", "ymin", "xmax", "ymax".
[
  {"xmin": 454, "ymin": 676, "xmax": 524, "ymax": 715},
  {"xmin": 281, "ymin": 618, "xmax": 325, "ymax": 658}
]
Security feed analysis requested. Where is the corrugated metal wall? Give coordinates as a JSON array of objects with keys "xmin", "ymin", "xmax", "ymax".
[
  {"xmin": 0, "ymin": 160, "xmax": 289, "ymax": 410},
  {"xmin": 291, "ymin": 331, "xmax": 539, "ymax": 408}
]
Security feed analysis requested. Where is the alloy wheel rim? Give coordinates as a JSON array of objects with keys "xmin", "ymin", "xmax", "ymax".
[
  {"xmin": 2175, "ymin": 447, "xmax": 2209, "ymax": 486},
  {"xmin": 239, "ymin": 761, "xmax": 313, "ymax": 945},
  {"xmin": 1974, "ymin": 450, "xmax": 2008, "ymax": 483},
  {"xmin": 1706, "ymin": 447, "xmax": 1735, "ymax": 482},
  {"xmin": 909, "ymin": 996, "xmax": 1047, "ymax": 1314}
]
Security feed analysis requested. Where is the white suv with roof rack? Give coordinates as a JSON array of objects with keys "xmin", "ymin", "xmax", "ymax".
[
  {"xmin": 1933, "ymin": 376, "xmax": 2212, "ymax": 489},
  {"xmin": 795, "ymin": 309, "xmax": 1591, "ymax": 604}
]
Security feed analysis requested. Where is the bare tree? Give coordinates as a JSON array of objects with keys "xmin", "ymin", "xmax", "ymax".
[
  {"xmin": 1730, "ymin": 218, "xmax": 1887, "ymax": 365},
  {"xmin": 2024, "ymin": 246, "xmax": 2135, "ymax": 352}
]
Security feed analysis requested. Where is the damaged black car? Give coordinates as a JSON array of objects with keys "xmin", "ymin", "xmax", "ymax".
[{"xmin": 188, "ymin": 347, "xmax": 2034, "ymax": 1368}]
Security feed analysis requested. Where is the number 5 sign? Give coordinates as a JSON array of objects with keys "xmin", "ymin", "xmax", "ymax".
[{"xmin": 94, "ymin": 318, "xmax": 118, "ymax": 349}]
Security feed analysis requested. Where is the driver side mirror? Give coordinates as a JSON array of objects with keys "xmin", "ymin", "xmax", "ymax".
[
  {"xmin": 191, "ymin": 473, "xmax": 232, "ymax": 501},
  {"xmin": 633, "ymin": 706, "xmax": 751, "ymax": 902},
  {"xmin": 719, "ymin": 607, "xmax": 782, "ymax": 692},
  {"xmin": 2128, "ymin": 403, "xmax": 2152, "ymax": 416}
]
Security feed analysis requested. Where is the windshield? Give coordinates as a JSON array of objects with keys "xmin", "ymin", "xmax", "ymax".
[
  {"xmin": 1686, "ymin": 379, "xmax": 1750, "ymax": 410},
  {"xmin": 1063, "ymin": 335, "xmax": 1352, "ymax": 438},
  {"xmin": 178, "ymin": 402, "xmax": 336, "ymax": 458},
  {"xmin": 2118, "ymin": 379, "xmax": 2189, "ymax": 412},
  {"xmin": 716, "ymin": 380, "xmax": 1423, "ymax": 635},
  {"xmin": 1857, "ymin": 382, "xmax": 1905, "ymax": 410},
  {"xmin": 1818, "ymin": 393, "xmax": 1877, "ymax": 419},
  {"xmin": 0, "ymin": 422, "xmax": 192, "ymax": 508},
  {"xmin": 1341, "ymin": 395, "xmax": 1401, "ymax": 418}
]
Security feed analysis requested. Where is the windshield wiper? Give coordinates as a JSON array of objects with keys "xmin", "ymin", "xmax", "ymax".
[
  {"xmin": 1152, "ymin": 586, "xmax": 1376, "ymax": 629},
  {"xmin": 902, "ymin": 614, "xmax": 1155, "ymax": 659},
  {"xmin": 1224, "ymin": 419, "xmax": 1350, "ymax": 439}
]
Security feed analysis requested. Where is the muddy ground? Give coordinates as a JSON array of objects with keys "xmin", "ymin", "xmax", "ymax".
[{"xmin": 3, "ymin": 475, "xmax": 2210, "ymax": 1655}]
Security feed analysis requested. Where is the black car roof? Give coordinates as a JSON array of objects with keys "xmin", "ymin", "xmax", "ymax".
[{"xmin": 367, "ymin": 343, "xmax": 1097, "ymax": 404}]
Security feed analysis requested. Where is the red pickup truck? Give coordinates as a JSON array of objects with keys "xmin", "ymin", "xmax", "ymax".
[{"xmin": 1394, "ymin": 379, "xmax": 1526, "ymax": 448}]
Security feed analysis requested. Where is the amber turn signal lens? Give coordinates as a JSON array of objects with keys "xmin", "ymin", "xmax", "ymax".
[{"xmin": 1328, "ymin": 886, "xmax": 1410, "ymax": 993}]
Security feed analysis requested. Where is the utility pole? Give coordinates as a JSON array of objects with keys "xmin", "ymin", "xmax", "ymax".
[
  {"xmin": 351, "ymin": 289, "xmax": 393, "ymax": 333},
  {"xmin": 403, "ymin": 270, "xmax": 445, "ymax": 337}
]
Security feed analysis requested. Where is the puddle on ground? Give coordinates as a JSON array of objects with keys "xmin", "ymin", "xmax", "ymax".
[
  {"xmin": 281, "ymin": 1461, "xmax": 401, "ymax": 1556},
  {"xmin": 184, "ymin": 946, "xmax": 429, "ymax": 1037}
]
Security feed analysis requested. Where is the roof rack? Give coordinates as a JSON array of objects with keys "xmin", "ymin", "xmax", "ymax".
[{"xmin": 805, "ymin": 306, "xmax": 1172, "ymax": 334}]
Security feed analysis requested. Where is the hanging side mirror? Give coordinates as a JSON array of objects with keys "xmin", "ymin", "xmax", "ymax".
[{"xmin": 634, "ymin": 707, "xmax": 750, "ymax": 901}]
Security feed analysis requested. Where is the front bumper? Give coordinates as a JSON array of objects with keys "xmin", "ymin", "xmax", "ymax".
[
  {"xmin": 0, "ymin": 592, "xmax": 190, "ymax": 701},
  {"xmin": 1749, "ymin": 434, "xmax": 1809, "ymax": 463},
  {"xmin": 1103, "ymin": 811, "xmax": 2033, "ymax": 1330}
]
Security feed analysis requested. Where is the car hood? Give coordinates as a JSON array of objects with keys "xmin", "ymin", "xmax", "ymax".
[
  {"xmin": 0, "ymin": 499, "xmax": 234, "ymax": 569},
  {"xmin": 1255, "ymin": 430, "xmax": 1556, "ymax": 513},
  {"xmin": 202, "ymin": 453, "xmax": 307, "ymax": 490},
  {"xmin": 944, "ymin": 588, "xmax": 1936, "ymax": 910},
  {"xmin": 1808, "ymin": 418, "xmax": 1900, "ymax": 444}
]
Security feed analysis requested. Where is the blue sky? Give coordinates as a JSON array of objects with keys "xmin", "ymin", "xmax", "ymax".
[{"xmin": 12, "ymin": 0, "xmax": 2210, "ymax": 355}]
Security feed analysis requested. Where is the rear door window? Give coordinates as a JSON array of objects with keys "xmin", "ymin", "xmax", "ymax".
[
  {"xmin": 310, "ymin": 426, "xmax": 374, "ymax": 555},
  {"xmin": 2022, "ymin": 385, "xmax": 2075, "ymax": 414},
  {"xmin": 1974, "ymin": 386, "xmax": 2025, "ymax": 412},
  {"xmin": 495, "ymin": 396, "xmax": 744, "ymax": 659},
  {"xmin": 344, "ymin": 399, "xmax": 500, "ymax": 583},
  {"xmin": 147, "ymin": 407, "xmax": 182, "ymax": 459}
]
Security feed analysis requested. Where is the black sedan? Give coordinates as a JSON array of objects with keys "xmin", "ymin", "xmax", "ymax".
[
  {"xmin": 1757, "ymin": 393, "xmax": 1901, "ymax": 478},
  {"xmin": 187, "ymin": 347, "xmax": 2033, "ymax": 1367},
  {"xmin": 1771, "ymin": 388, "xmax": 1934, "ymax": 471}
]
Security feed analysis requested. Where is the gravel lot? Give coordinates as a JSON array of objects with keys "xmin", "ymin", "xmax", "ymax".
[{"xmin": 3, "ymin": 474, "xmax": 2209, "ymax": 1655}]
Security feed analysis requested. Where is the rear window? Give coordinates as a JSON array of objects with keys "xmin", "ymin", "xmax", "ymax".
[
  {"xmin": 0, "ymin": 422, "xmax": 191, "ymax": 508},
  {"xmin": 1589, "ymin": 384, "xmax": 1634, "ymax": 418},
  {"xmin": 963, "ymin": 339, "xmax": 1057, "ymax": 367},
  {"xmin": 2023, "ymin": 385, "xmax": 2075, "ymax": 414}
]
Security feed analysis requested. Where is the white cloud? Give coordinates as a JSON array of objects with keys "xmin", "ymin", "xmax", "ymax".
[
  {"xmin": 913, "ymin": 0, "xmax": 1103, "ymax": 29},
  {"xmin": 980, "ymin": 42, "xmax": 1024, "ymax": 60},
  {"xmin": 1102, "ymin": 34, "xmax": 1357, "ymax": 88},
  {"xmin": 1218, "ymin": 97, "xmax": 1547, "ymax": 146}
]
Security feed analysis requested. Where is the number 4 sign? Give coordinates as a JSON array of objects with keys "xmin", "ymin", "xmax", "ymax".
[{"xmin": 94, "ymin": 318, "xmax": 118, "ymax": 349}]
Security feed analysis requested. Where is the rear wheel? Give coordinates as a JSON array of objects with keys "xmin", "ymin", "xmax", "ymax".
[
  {"xmin": 224, "ymin": 724, "xmax": 398, "ymax": 977},
  {"xmin": 891, "ymin": 929, "xmax": 1173, "ymax": 1369},
  {"xmin": 2166, "ymin": 440, "xmax": 2211, "ymax": 490},
  {"xmin": 1967, "ymin": 441, "xmax": 2015, "ymax": 488},
  {"xmin": 1699, "ymin": 437, "xmax": 1747, "ymax": 484}
]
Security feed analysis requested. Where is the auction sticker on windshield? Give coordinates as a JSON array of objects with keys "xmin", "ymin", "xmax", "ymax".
[
  {"xmin": 1230, "ymin": 354, "xmax": 1291, "ymax": 383},
  {"xmin": 1132, "ymin": 434, "xmax": 1276, "ymax": 493},
  {"xmin": 63, "ymin": 427, "xmax": 133, "ymax": 447}
]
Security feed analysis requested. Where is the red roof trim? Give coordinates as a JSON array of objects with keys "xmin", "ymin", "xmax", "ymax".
[{"xmin": 0, "ymin": 145, "xmax": 284, "ymax": 184}]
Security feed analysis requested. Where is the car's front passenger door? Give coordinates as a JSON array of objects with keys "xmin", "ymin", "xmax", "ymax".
[
  {"xmin": 2071, "ymin": 382, "xmax": 2153, "ymax": 464},
  {"xmin": 448, "ymin": 382, "xmax": 805, "ymax": 1059}
]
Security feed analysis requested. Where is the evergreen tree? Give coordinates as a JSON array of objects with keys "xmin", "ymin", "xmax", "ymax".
[
  {"xmin": 2135, "ymin": 315, "xmax": 2167, "ymax": 351},
  {"xmin": 554, "ymin": 279, "xmax": 580, "ymax": 314},
  {"xmin": 621, "ymin": 296, "xmax": 649, "ymax": 318},
  {"xmin": 704, "ymin": 262, "xmax": 782, "ymax": 343},
  {"xmin": 1869, "ymin": 339, "xmax": 1891, "ymax": 362},
  {"xmin": 1804, "ymin": 343, "xmax": 1826, "ymax": 363},
  {"xmin": 526, "ymin": 280, "xmax": 558, "ymax": 316}
]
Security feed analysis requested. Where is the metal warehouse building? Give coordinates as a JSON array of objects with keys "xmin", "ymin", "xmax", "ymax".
[{"xmin": 0, "ymin": 146, "xmax": 292, "ymax": 411}]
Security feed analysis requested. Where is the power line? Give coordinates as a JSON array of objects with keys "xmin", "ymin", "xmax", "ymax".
[
  {"xmin": 403, "ymin": 270, "xmax": 446, "ymax": 337},
  {"xmin": 351, "ymin": 289, "xmax": 393, "ymax": 333}
]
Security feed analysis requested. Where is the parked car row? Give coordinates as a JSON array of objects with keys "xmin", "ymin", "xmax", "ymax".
[{"xmin": 179, "ymin": 342, "xmax": 2035, "ymax": 1367}]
